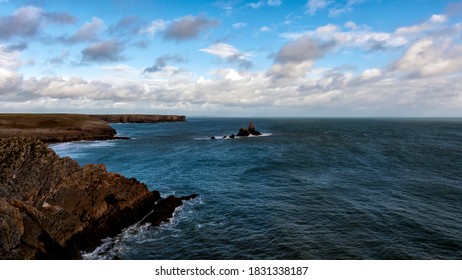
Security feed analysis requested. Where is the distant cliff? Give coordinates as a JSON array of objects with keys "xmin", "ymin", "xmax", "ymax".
[
  {"xmin": 0, "ymin": 137, "xmax": 197, "ymax": 259},
  {"xmin": 0, "ymin": 114, "xmax": 186, "ymax": 143},
  {"xmin": 0, "ymin": 114, "xmax": 117, "ymax": 143},
  {"xmin": 89, "ymin": 114, "xmax": 186, "ymax": 123}
]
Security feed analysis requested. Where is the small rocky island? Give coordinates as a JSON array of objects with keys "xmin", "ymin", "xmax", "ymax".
[
  {"xmin": 236, "ymin": 121, "xmax": 262, "ymax": 137},
  {"xmin": 211, "ymin": 121, "xmax": 262, "ymax": 139}
]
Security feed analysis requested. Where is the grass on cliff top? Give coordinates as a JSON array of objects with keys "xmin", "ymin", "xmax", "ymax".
[{"xmin": 0, "ymin": 114, "xmax": 96, "ymax": 129}]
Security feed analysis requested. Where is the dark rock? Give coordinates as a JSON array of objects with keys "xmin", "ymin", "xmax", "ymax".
[
  {"xmin": 0, "ymin": 137, "xmax": 197, "ymax": 259},
  {"xmin": 211, "ymin": 136, "xmax": 216, "ymax": 140},
  {"xmin": 236, "ymin": 121, "xmax": 262, "ymax": 137},
  {"xmin": 236, "ymin": 127, "xmax": 251, "ymax": 137},
  {"xmin": 179, "ymin": 194, "xmax": 199, "ymax": 201},
  {"xmin": 139, "ymin": 195, "xmax": 182, "ymax": 226},
  {"xmin": 229, "ymin": 134, "xmax": 235, "ymax": 139}
]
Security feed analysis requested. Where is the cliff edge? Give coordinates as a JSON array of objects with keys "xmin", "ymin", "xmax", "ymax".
[
  {"xmin": 89, "ymin": 114, "xmax": 185, "ymax": 123},
  {"xmin": 0, "ymin": 137, "xmax": 196, "ymax": 259},
  {"xmin": 0, "ymin": 114, "xmax": 117, "ymax": 143}
]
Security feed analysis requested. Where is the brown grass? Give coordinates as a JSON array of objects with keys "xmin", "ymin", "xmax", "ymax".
[{"xmin": 0, "ymin": 114, "xmax": 94, "ymax": 129}]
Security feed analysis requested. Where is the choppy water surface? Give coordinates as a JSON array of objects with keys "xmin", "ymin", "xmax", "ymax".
[{"xmin": 51, "ymin": 118, "xmax": 462, "ymax": 259}]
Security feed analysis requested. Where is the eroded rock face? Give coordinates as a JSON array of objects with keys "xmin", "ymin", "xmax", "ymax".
[{"xmin": 0, "ymin": 137, "xmax": 196, "ymax": 259}]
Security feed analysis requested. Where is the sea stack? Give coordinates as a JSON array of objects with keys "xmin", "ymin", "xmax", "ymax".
[{"xmin": 236, "ymin": 121, "xmax": 262, "ymax": 137}]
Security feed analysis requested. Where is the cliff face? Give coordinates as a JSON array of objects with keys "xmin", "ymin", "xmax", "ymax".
[
  {"xmin": 89, "ymin": 114, "xmax": 186, "ymax": 123},
  {"xmin": 0, "ymin": 137, "xmax": 195, "ymax": 259}
]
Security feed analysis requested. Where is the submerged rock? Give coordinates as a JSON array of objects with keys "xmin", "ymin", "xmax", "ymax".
[{"xmin": 0, "ymin": 137, "xmax": 196, "ymax": 259}]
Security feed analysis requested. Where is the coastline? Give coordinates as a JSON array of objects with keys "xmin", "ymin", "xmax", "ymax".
[
  {"xmin": 0, "ymin": 114, "xmax": 186, "ymax": 143},
  {"xmin": 0, "ymin": 114, "xmax": 193, "ymax": 259}
]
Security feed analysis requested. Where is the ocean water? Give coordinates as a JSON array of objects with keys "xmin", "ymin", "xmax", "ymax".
[{"xmin": 50, "ymin": 118, "xmax": 462, "ymax": 259}]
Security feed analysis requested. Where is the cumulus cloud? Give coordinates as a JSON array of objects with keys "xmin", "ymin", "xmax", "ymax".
[
  {"xmin": 305, "ymin": 0, "xmax": 332, "ymax": 15},
  {"xmin": 141, "ymin": 19, "xmax": 167, "ymax": 36},
  {"xmin": 0, "ymin": 45, "xmax": 23, "ymax": 69},
  {"xmin": 81, "ymin": 40, "xmax": 126, "ymax": 63},
  {"xmin": 48, "ymin": 50, "xmax": 70, "ymax": 65},
  {"xmin": 0, "ymin": 45, "xmax": 23, "ymax": 97},
  {"xmin": 395, "ymin": 14, "xmax": 447, "ymax": 36},
  {"xmin": 163, "ymin": 15, "xmax": 218, "ymax": 41},
  {"xmin": 108, "ymin": 16, "xmax": 144, "ymax": 37},
  {"xmin": 0, "ymin": 5, "xmax": 74, "ymax": 39},
  {"xmin": 67, "ymin": 17, "xmax": 104, "ymax": 43},
  {"xmin": 268, "ymin": 35, "xmax": 334, "ymax": 79},
  {"xmin": 393, "ymin": 36, "xmax": 462, "ymax": 78},
  {"xmin": 1, "ymin": 59, "xmax": 462, "ymax": 116},
  {"xmin": 144, "ymin": 54, "xmax": 187, "ymax": 73},
  {"xmin": 200, "ymin": 43, "xmax": 253, "ymax": 69},
  {"xmin": 282, "ymin": 22, "xmax": 408, "ymax": 52}
]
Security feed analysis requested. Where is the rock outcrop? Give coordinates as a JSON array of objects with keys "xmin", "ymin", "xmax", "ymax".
[
  {"xmin": 0, "ymin": 137, "xmax": 196, "ymax": 259},
  {"xmin": 0, "ymin": 114, "xmax": 117, "ymax": 143},
  {"xmin": 88, "ymin": 114, "xmax": 186, "ymax": 123},
  {"xmin": 236, "ymin": 121, "xmax": 262, "ymax": 137}
]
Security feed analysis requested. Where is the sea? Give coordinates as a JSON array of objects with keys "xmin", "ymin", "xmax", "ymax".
[{"xmin": 50, "ymin": 118, "xmax": 462, "ymax": 260}]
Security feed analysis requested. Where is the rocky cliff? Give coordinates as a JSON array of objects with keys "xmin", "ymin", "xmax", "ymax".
[
  {"xmin": 0, "ymin": 137, "xmax": 196, "ymax": 259},
  {"xmin": 0, "ymin": 114, "xmax": 117, "ymax": 143},
  {"xmin": 89, "ymin": 114, "xmax": 186, "ymax": 123}
]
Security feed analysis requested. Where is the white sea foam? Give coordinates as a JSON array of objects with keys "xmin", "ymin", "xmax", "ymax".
[
  {"xmin": 194, "ymin": 132, "xmax": 272, "ymax": 140},
  {"xmin": 50, "ymin": 140, "xmax": 117, "ymax": 158},
  {"xmin": 81, "ymin": 199, "xmax": 198, "ymax": 260}
]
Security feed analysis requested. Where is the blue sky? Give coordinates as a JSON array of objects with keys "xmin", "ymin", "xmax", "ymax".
[{"xmin": 1, "ymin": 0, "xmax": 462, "ymax": 117}]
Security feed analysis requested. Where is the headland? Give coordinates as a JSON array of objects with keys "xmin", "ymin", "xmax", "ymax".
[{"xmin": 0, "ymin": 114, "xmax": 185, "ymax": 143}]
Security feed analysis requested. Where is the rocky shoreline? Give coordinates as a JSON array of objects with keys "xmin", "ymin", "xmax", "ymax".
[{"xmin": 0, "ymin": 137, "xmax": 197, "ymax": 259}]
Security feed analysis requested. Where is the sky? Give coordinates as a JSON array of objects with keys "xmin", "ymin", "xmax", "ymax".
[{"xmin": 1, "ymin": 0, "xmax": 462, "ymax": 117}]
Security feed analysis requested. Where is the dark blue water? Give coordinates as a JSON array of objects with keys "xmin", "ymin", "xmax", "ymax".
[{"xmin": 51, "ymin": 118, "xmax": 462, "ymax": 259}]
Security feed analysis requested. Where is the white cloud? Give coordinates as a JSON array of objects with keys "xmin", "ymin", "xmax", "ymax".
[
  {"xmin": 0, "ymin": 45, "xmax": 23, "ymax": 70},
  {"xmin": 344, "ymin": 21, "xmax": 359, "ymax": 30},
  {"xmin": 267, "ymin": 0, "xmax": 282, "ymax": 6},
  {"xmin": 200, "ymin": 43, "xmax": 251, "ymax": 60},
  {"xmin": 248, "ymin": 1, "xmax": 264, "ymax": 9},
  {"xmin": 68, "ymin": 17, "xmax": 104, "ymax": 43},
  {"xmin": 232, "ymin": 22, "xmax": 247, "ymax": 29},
  {"xmin": 360, "ymin": 68, "xmax": 382, "ymax": 80},
  {"xmin": 393, "ymin": 36, "xmax": 462, "ymax": 78},
  {"xmin": 141, "ymin": 19, "xmax": 167, "ymax": 36},
  {"xmin": 200, "ymin": 43, "xmax": 253, "ymax": 69},
  {"xmin": 395, "ymin": 14, "xmax": 447, "ymax": 35},
  {"xmin": 260, "ymin": 26, "xmax": 272, "ymax": 32},
  {"xmin": 305, "ymin": 0, "xmax": 332, "ymax": 15}
]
